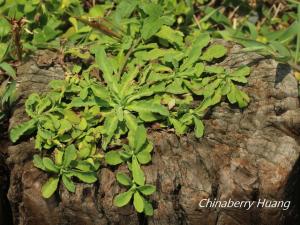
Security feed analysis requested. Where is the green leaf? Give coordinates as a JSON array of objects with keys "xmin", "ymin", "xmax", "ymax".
[
  {"xmin": 91, "ymin": 84, "xmax": 110, "ymax": 100},
  {"xmin": 105, "ymin": 151, "xmax": 123, "ymax": 165},
  {"xmin": 103, "ymin": 113, "xmax": 119, "ymax": 149},
  {"xmin": 63, "ymin": 144, "xmax": 77, "ymax": 167},
  {"xmin": 43, "ymin": 157, "xmax": 60, "ymax": 173},
  {"xmin": 227, "ymin": 82, "xmax": 250, "ymax": 108},
  {"xmin": 143, "ymin": 199, "xmax": 154, "ymax": 216},
  {"xmin": 156, "ymin": 25, "xmax": 184, "ymax": 46},
  {"xmin": 58, "ymin": 119, "xmax": 72, "ymax": 135},
  {"xmin": 133, "ymin": 191, "xmax": 144, "ymax": 213},
  {"xmin": 201, "ymin": 44, "xmax": 227, "ymax": 61},
  {"xmin": 134, "ymin": 125, "xmax": 147, "ymax": 151},
  {"xmin": 127, "ymin": 83, "xmax": 165, "ymax": 102},
  {"xmin": 71, "ymin": 171, "xmax": 97, "ymax": 183},
  {"xmin": 127, "ymin": 101, "xmax": 169, "ymax": 117},
  {"xmin": 9, "ymin": 119, "xmax": 37, "ymax": 143},
  {"xmin": 42, "ymin": 177, "xmax": 60, "ymax": 198},
  {"xmin": 136, "ymin": 150, "xmax": 152, "ymax": 164},
  {"xmin": 230, "ymin": 76, "xmax": 248, "ymax": 83},
  {"xmin": 0, "ymin": 62, "xmax": 16, "ymax": 79},
  {"xmin": 94, "ymin": 46, "xmax": 119, "ymax": 93},
  {"xmin": 132, "ymin": 157, "xmax": 145, "ymax": 186},
  {"xmin": 37, "ymin": 97, "xmax": 51, "ymax": 114},
  {"xmin": 181, "ymin": 33, "xmax": 211, "ymax": 70},
  {"xmin": 115, "ymin": 0, "xmax": 137, "ymax": 19},
  {"xmin": 231, "ymin": 66, "xmax": 250, "ymax": 78},
  {"xmin": 1, "ymin": 80, "xmax": 16, "ymax": 105},
  {"xmin": 54, "ymin": 149, "xmax": 64, "ymax": 165},
  {"xmin": 0, "ymin": 43, "xmax": 9, "ymax": 62},
  {"xmin": 64, "ymin": 109, "xmax": 80, "ymax": 124},
  {"xmin": 140, "ymin": 4, "xmax": 163, "ymax": 40},
  {"xmin": 138, "ymin": 112, "xmax": 161, "ymax": 122},
  {"xmin": 124, "ymin": 111, "xmax": 138, "ymax": 131},
  {"xmin": 138, "ymin": 185, "xmax": 156, "ymax": 196},
  {"xmin": 120, "ymin": 66, "xmax": 139, "ymax": 96},
  {"xmin": 25, "ymin": 93, "xmax": 40, "ymax": 117},
  {"xmin": 78, "ymin": 118, "xmax": 88, "ymax": 131},
  {"xmin": 193, "ymin": 117, "xmax": 204, "ymax": 138},
  {"xmin": 49, "ymin": 80, "xmax": 66, "ymax": 90},
  {"xmin": 33, "ymin": 155, "xmax": 46, "ymax": 170},
  {"xmin": 62, "ymin": 174, "xmax": 75, "ymax": 192},
  {"xmin": 169, "ymin": 117, "xmax": 187, "ymax": 135},
  {"xmin": 0, "ymin": 18, "xmax": 11, "ymax": 38},
  {"xmin": 116, "ymin": 172, "xmax": 132, "ymax": 186},
  {"xmin": 205, "ymin": 66, "xmax": 224, "ymax": 74},
  {"xmin": 113, "ymin": 190, "xmax": 133, "ymax": 207},
  {"xmin": 166, "ymin": 78, "xmax": 186, "ymax": 94}
]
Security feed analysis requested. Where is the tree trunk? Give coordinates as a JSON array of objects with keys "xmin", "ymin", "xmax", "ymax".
[{"xmin": 3, "ymin": 44, "xmax": 300, "ymax": 225}]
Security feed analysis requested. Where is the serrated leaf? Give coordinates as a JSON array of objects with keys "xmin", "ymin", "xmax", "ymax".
[
  {"xmin": 169, "ymin": 117, "xmax": 187, "ymax": 135},
  {"xmin": 231, "ymin": 66, "xmax": 251, "ymax": 77},
  {"xmin": 166, "ymin": 78, "xmax": 186, "ymax": 94},
  {"xmin": 127, "ymin": 83, "xmax": 165, "ymax": 102},
  {"xmin": 0, "ymin": 62, "xmax": 16, "ymax": 79},
  {"xmin": 94, "ymin": 46, "xmax": 119, "ymax": 93},
  {"xmin": 42, "ymin": 177, "xmax": 60, "ymax": 199},
  {"xmin": 201, "ymin": 44, "xmax": 227, "ymax": 61},
  {"xmin": 127, "ymin": 101, "xmax": 169, "ymax": 117},
  {"xmin": 115, "ymin": 0, "xmax": 137, "ymax": 19},
  {"xmin": 227, "ymin": 82, "xmax": 250, "ymax": 108},
  {"xmin": 156, "ymin": 25, "xmax": 184, "ymax": 46},
  {"xmin": 9, "ymin": 119, "xmax": 37, "ymax": 143},
  {"xmin": 181, "ymin": 33, "xmax": 211, "ymax": 70},
  {"xmin": 91, "ymin": 84, "xmax": 110, "ymax": 100},
  {"xmin": 120, "ymin": 66, "xmax": 139, "ymax": 96},
  {"xmin": 37, "ymin": 97, "xmax": 51, "ymax": 114}
]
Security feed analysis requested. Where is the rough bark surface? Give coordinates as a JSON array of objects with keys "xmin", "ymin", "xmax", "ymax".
[{"xmin": 3, "ymin": 44, "xmax": 300, "ymax": 225}]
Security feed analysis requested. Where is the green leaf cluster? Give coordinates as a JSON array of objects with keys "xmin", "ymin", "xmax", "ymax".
[{"xmin": 8, "ymin": 0, "xmax": 251, "ymax": 216}]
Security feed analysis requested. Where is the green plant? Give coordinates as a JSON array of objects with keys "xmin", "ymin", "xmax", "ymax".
[
  {"xmin": 9, "ymin": 0, "xmax": 251, "ymax": 216},
  {"xmin": 0, "ymin": 79, "xmax": 16, "ymax": 127},
  {"xmin": 33, "ymin": 144, "xmax": 98, "ymax": 198}
]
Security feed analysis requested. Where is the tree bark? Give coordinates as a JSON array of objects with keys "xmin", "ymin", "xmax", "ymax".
[{"xmin": 4, "ymin": 44, "xmax": 300, "ymax": 225}]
